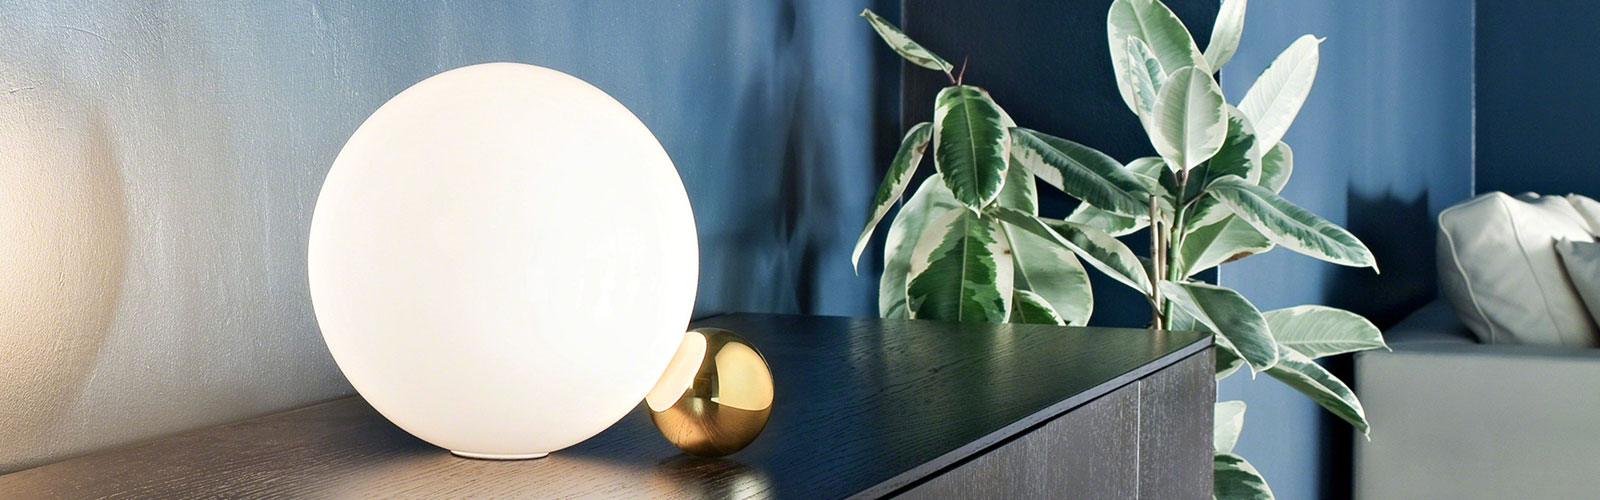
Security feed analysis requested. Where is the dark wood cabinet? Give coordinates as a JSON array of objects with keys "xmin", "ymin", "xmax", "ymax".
[
  {"xmin": 0, "ymin": 314, "xmax": 1211, "ymax": 499},
  {"xmin": 897, "ymin": 349, "xmax": 1212, "ymax": 500}
]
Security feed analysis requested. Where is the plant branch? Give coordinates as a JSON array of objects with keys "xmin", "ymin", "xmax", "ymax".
[
  {"xmin": 1148, "ymin": 194, "xmax": 1165, "ymax": 330},
  {"xmin": 1160, "ymin": 169, "xmax": 1191, "ymax": 326}
]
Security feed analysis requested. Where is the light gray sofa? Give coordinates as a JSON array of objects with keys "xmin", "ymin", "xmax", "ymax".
[{"xmin": 1354, "ymin": 300, "xmax": 1600, "ymax": 499}]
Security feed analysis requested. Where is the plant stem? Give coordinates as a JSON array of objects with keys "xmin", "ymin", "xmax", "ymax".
[
  {"xmin": 1167, "ymin": 207, "xmax": 1187, "ymax": 278},
  {"xmin": 1161, "ymin": 170, "xmax": 1190, "ymax": 326},
  {"xmin": 1148, "ymin": 194, "xmax": 1164, "ymax": 330}
]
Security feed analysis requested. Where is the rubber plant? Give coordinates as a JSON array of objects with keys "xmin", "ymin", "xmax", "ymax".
[
  {"xmin": 856, "ymin": 2, "xmax": 1388, "ymax": 498},
  {"xmin": 1063, "ymin": 0, "xmax": 1386, "ymax": 498},
  {"xmin": 854, "ymin": 9, "xmax": 1156, "ymax": 327}
]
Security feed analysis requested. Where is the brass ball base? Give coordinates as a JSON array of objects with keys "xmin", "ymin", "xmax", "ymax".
[{"xmin": 645, "ymin": 328, "xmax": 774, "ymax": 457}]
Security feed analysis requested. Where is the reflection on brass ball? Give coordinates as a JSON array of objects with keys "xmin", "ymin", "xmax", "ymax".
[{"xmin": 645, "ymin": 328, "xmax": 773, "ymax": 457}]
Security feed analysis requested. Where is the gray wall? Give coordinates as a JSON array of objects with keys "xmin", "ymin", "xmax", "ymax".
[
  {"xmin": 1216, "ymin": 1, "xmax": 1475, "ymax": 498},
  {"xmin": 0, "ymin": 0, "xmax": 889, "ymax": 472},
  {"xmin": 1476, "ymin": 0, "xmax": 1599, "ymax": 197}
]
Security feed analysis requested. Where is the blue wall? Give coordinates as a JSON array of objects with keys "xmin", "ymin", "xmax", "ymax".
[
  {"xmin": 493, "ymin": 1, "xmax": 894, "ymax": 319},
  {"xmin": 1476, "ymin": 1, "xmax": 1600, "ymax": 197},
  {"xmin": 1217, "ymin": 1, "xmax": 1475, "ymax": 498},
  {"xmin": 0, "ymin": 0, "xmax": 892, "ymax": 471}
]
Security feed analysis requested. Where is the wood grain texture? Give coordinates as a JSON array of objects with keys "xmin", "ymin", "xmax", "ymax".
[
  {"xmin": 0, "ymin": 314, "xmax": 1209, "ymax": 499},
  {"xmin": 894, "ymin": 381, "xmax": 1141, "ymax": 499},
  {"xmin": 1138, "ymin": 350, "xmax": 1216, "ymax": 500}
]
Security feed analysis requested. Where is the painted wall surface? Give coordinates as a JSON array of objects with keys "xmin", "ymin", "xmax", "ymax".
[
  {"xmin": 1216, "ymin": 1, "xmax": 1474, "ymax": 498},
  {"xmin": 1476, "ymin": 1, "xmax": 1600, "ymax": 197},
  {"xmin": 0, "ymin": 0, "xmax": 888, "ymax": 472}
]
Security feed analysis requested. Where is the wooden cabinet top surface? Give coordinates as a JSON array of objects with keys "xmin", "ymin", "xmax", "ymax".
[{"xmin": 0, "ymin": 314, "xmax": 1208, "ymax": 499}]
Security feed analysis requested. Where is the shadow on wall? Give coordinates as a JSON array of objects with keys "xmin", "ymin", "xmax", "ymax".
[
  {"xmin": 0, "ymin": 2, "xmax": 356, "ymax": 471},
  {"xmin": 0, "ymin": 106, "xmax": 128, "ymax": 470},
  {"xmin": 688, "ymin": 0, "xmax": 880, "ymax": 319},
  {"xmin": 693, "ymin": 0, "xmax": 804, "ymax": 316},
  {"xmin": 1323, "ymin": 189, "xmax": 1434, "ymax": 326},
  {"xmin": 1303, "ymin": 188, "xmax": 1431, "ymax": 497}
]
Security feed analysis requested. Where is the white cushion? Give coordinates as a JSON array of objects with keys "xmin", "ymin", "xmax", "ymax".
[
  {"xmin": 1556, "ymin": 238, "xmax": 1600, "ymax": 324},
  {"xmin": 1436, "ymin": 192, "xmax": 1599, "ymax": 346},
  {"xmin": 1565, "ymin": 194, "xmax": 1600, "ymax": 236}
]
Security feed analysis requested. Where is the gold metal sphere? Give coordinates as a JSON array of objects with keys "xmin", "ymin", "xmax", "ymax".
[{"xmin": 645, "ymin": 328, "xmax": 774, "ymax": 457}]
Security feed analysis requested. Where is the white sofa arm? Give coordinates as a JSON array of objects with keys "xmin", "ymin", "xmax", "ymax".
[{"xmin": 1354, "ymin": 301, "xmax": 1600, "ymax": 500}]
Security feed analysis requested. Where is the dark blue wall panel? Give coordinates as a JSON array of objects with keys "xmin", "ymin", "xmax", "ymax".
[{"xmin": 1476, "ymin": 1, "xmax": 1600, "ymax": 197}]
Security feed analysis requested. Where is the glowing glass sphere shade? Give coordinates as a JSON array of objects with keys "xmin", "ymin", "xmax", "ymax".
[{"xmin": 308, "ymin": 63, "xmax": 698, "ymax": 459}]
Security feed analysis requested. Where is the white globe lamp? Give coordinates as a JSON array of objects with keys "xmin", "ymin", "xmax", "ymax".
[{"xmin": 308, "ymin": 63, "xmax": 698, "ymax": 459}]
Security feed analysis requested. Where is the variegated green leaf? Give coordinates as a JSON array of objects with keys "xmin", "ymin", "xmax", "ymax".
[
  {"xmin": 1003, "ymin": 217, "xmax": 1093, "ymax": 326},
  {"xmin": 906, "ymin": 210, "xmax": 1013, "ymax": 322},
  {"xmin": 1179, "ymin": 111, "xmax": 1254, "ymax": 231},
  {"xmin": 1181, "ymin": 304, "xmax": 1246, "ymax": 381},
  {"xmin": 1182, "ymin": 196, "xmax": 1229, "ymax": 233},
  {"xmin": 1192, "ymin": 107, "xmax": 1259, "ymax": 191},
  {"xmin": 997, "ymin": 153, "xmax": 1039, "ymax": 215},
  {"xmin": 881, "ymin": 175, "xmax": 962, "ymax": 318},
  {"xmin": 1207, "ymin": 176, "xmax": 1376, "ymax": 269},
  {"xmin": 1159, "ymin": 281, "xmax": 1278, "ymax": 372},
  {"xmin": 1215, "ymin": 401, "xmax": 1246, "ymax": 453},
  {"xmin": 1204, "ymin": 0, "xmax": 1248, "ymax": 70},
  {"xmin": 1011, "ymin": 127, "xmax": 1149, "ymax": 217},
  {"xmin": 1010, "ymin": 289, "xmax": 1066, "ymax": 325},
  {"xmin": 1239, "ymin": 35, "xmax": 1320, "ymax": 159},
  {"xmin": 1265, "ymin": 305, "xmax": 1387, "ymax": 359},
  {"xmin": 1259, "ymin": 141, "xmax": 1293, "ymax": 193},
  {"xmin": 1179, "ymin": 216, "xmax": 1272, "ymax": 276},
  {"xmin": 1065, "ymin": 205, "xmax": 1146, "ymax": 237},
  {"xmin": 1215, "ymin": 452, "xmax": 1275, "ymax": 500},
  {"xmin": 1265, "ymin": 344, "xmax": 1370, "ymax": 436},
  {"xmin": 1108, "ymin": 0, "xmax": 1207, "ymax": 114},
  {"xmin": 1164, "ymin": 302, "xmax": 1248, "ymax": 381},
  {"xmin": 859, "ymin": 9, "xmax": 954, "ymax": 73},
  {"xmin": 1044, "ymin": 220, "xmax": 1153, "ymax": 295},
  {"xmin": 934, "ymin": 85, "xmax": 1012, "ymax": 211},
  {"xmin": 853, "ymin": 122, "xmax": 933, "ymax": 272},
  {"xmin": 1214, "ymin": 332, "xmax": 1245, "ymax": 380},
  {"xmin": 992, "ymin": 208, "xmax": 1152, "ymax": 295},
  {"xmin": 1064, "ymin": 156, "xmax": 1165, "ymax": 236},
  {"xmin": 1125, "ymin": 156, "xmax": 1171, "ymax": 181},
  {"xmin": 1126, "ymin": 37, "xmax": 1166, "ymax": 122},
  {"xmin": 1150, "ymin": 66, "xmax": 1227, "ymax": 172},
  {"xmin": 1166, "ymin": 302, "xmax": 1202, "ymax": 332}
]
